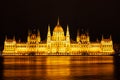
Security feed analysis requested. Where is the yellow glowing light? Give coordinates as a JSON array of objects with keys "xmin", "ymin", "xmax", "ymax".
[{"xmin": 2, "ymin": 19, "xmax": 114, "ymax": 56}]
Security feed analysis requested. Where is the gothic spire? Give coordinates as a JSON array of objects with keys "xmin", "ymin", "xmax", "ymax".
[
  {"xmin": 47, "ymin": 24, "xmax": 51, "ymax": 42},
  {"xmin": 66, "ymin": 25, "xmax": 70, "ymax": 36},
  {"xmin": 57, "ymin": 17, "xmax": 60, "ymax": 25},
  {"xmin": 110, "ymin": 34, "xmax": 112, "ymax": 40},
  {"xmin": 76, "ymin": 29, "xmax": 80, "ymax": 42},
  {"xmin": 13, "ymin": 35, "xmax": 15, "ymax": 41},
  {"xmin": 47, "ymin": 24, "xmax": 51, "ymax": 36},
  {"xmin": 18, "ymin": 38, "xmax": 21, "ymax": 43},
  {"xmin": 28, "ymin": 29, "xmax": 31, "ymax": 36},
  {"xmin": 102, "ymin": 35, "xmax": 104, "ymax": 40},
  {"xmin": 96, "ymin": 38, "xmax": 99, "ymax": 42},
  {"xmin": 37, "ymin": 29, "xmax": 41, "ymax": 42},
  {"xmin": 37, "ymin": 29, "xmax": 40, "ymax": 36},
  {"xmin": 5, "ymin": 35, "xmax": 7, "ymax": 41}
]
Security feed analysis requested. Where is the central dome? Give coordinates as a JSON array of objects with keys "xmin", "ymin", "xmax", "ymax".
[{"xmin": 53, "ymin": 25, "xmax": 63, "ymax": 32}]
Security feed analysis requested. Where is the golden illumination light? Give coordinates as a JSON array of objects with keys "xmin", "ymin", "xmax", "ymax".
[{"xmin": 2, "ymin": 19, "xmax": 114, "ymax": 56}]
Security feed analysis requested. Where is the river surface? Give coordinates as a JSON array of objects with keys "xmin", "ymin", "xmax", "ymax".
[{"xmin": 0, "ymin": 56, "xmax": 120, "ymax": 80}]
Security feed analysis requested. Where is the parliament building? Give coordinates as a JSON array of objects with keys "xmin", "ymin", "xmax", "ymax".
[{"xmin": 2, "ymin": 19, "xmax": 114, "ymax": 56}]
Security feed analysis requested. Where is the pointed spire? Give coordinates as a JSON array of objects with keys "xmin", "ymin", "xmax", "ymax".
[
  {"xmin": 27, "ymin": 29, "xmax": 31, "ymax": 42},
  {"xmin": 57, "ymin": 17, "xmax": 60, "ymax": 25},
  {"xmin": 66, "ymin": 25, "xmax": 70, "ymax": 42},
  {"xmin": 18, "ymin": 38, "xmax": 21, "ymax": 43},
  {"xmin": 96, "ymin": 38, "xmax": 99, "ymax": 42},
  {"xmin": 66, "ymin": 25, "xmax": 70, "ymax": 36},
  {"xmin": 37, "ymin": 29, "xmax": 41, "ymax": 42},
  {"xmin": 110, "ymin": 34, "xmax": 112, "ymax": 40},
  {"xmin": 13, "ymin": 35, "xmax": 15, "ymax": 41},
  {"xmin": 102, "ymin": 35, "xmax": 104, "ymax": 40},
  {"xmin": 48, "ymin": 24, "xmax": 50, "ymax": 31},
  {"xmin": 37, "ymin": 29, "xmax": 40, "ymax": 36},
  {"xmin": 28, "ymin": 29, "xmax": 31, "ymax": 36},
  {"xmin": 76, "ymin": 29, "xmax": 80, "ymax": 42},
  {"xmin": 47, "ymin": 24, "xmax": 51, "ymax": 42},
  {"xmin": 5, "ymin": 35, "xmax": 7, "ymax": 41},
  {"xmin": 47, "ymin": 24, "xmax": 51, "ymax": 36},
  {"xmin": 67, "ymin": 25, "xmax": 69, "ymax": 31}
]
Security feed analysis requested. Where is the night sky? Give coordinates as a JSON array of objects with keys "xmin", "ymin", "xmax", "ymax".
[{"xmin": 0, "ymin": 0, "xmax": 119, "ymax": 48}]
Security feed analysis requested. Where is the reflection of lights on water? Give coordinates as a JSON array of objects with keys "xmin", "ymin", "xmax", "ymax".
[
  {"xmin": 3, "ymin": 56, "xmax": 114, "ymax": 65},
  {"xmin": 46, "ymin": 56, "xmax": 71, "ymax": 77},
  {"xmin": 46, "ymin": 56, "xmax": 70, "ymax": 65},
  {"xmin": 46, "ymin": 67, "xmax": 70, "ymax": 76},
  {"xmin": 2, "ymin": 56, "xmax": 115, "ymax": 79},
  {"xmin": 71, "ymin": 56, "xmax": 114, "ymax": 64}
]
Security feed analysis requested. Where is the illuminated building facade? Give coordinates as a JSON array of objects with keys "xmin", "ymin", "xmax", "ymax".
[{"xmin": 2, "ymin": 19, "xmax": 114, "ymax": 55}]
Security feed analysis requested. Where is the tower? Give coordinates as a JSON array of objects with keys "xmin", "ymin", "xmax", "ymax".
[
  {"xmin": 47, "ymin": 25, "xmax": 51, "ymax": 53},
  {"xmin": 37, "ymin": 29, "xmax": 41, "ymax": 43},
  {"xmin": 66, "ymin": 25, "xmax": 70, "ymax": 53}
]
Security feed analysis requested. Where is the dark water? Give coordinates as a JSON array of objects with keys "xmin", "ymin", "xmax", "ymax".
[{"xmin": 0, "ymin": 56, "xmax": 120, "ymax": 80}]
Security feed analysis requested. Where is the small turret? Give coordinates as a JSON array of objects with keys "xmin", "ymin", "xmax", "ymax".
[
  {"xmin": 76, "ymin": 29, "xmax": 80, "ymax": 42},
  {"xmin": 37, "ymin": 29, "xmax": 41, "ymax": 42}
]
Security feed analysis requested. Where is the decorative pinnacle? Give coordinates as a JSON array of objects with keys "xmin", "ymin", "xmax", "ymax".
[
  {"xmin": 13, "ymin": 35, "xmax": 15, "ymax": 40},
  {"xmin": 57, "ymin": 17, "xmax": 60, "ymax": 25},
  {"xmin": 66, "ymin": 25, "xmax": 69, "ymax": 36},
  {"xmin": 110, "ymin": 34, "xmax": 112, "ymax": 40},
  {"xmin": 67, "ymin": 25, "xmax": 69, "ymax": 31},
  {"xmin": 28, "ymin": 29, "xmax": 31, "ymax": 35},
  {"xmin": 37, "ymin": 29, "xmax": 40, "ymax": 36},
  {"xmin": 48, "ymin": 24, "xmax": 50, "ymax": 31},
  {"xmin": 47, "ymin": 24, "xmax": 51, "ymax": 36},
  {"xmin": 5, "ymin": 35, "xmax": 7, "ymax": 40},
  {"xmin": 102, "ymin": 35, "xmax": 104, "ymax": 40}
]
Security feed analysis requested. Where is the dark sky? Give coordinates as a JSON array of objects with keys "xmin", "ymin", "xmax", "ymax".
[{"xmin": 0, "ymin": 0, "xmax": 119, "ymax": 47}]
